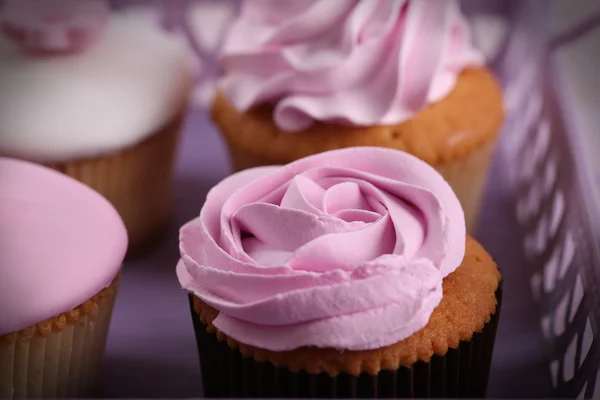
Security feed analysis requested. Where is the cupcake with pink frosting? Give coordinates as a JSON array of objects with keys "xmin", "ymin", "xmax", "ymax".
[
  {"xmin": 211, "ymin": 0, "xmax": 504, "ymax": 234},
  {"xmin": 177, "ymin": 147, "xmax": 502, "ymax": 398},
  {"xmin": 0, "ymin": 157, "xmax": 127, "ymax": 398},
  {"xmin": 0, "ymin": 0, "xmax": 195, "ymax": 252}
]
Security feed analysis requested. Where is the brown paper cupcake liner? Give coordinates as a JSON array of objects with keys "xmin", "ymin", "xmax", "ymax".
[
  {"xmin": 227, "ymin": 138, "xmax": 496, "ymax": 235},
  {"xmin": 48, "ymin": 115, "xmax": 184, "ymax": 253},
  {"xmin": 189, "ymin": 284, "xmax": 502, "ymax": 398},
  {"xmin": 0, "ymin": 277, "xmax": 120, "ymax": 399}
]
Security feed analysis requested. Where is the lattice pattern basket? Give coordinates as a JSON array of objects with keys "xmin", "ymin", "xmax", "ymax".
[{"xmin": 500, "ymin": 2, "xmax": 600, "ymax": 398}]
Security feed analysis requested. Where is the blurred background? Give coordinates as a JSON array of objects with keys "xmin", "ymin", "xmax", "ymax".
[{"xmin": 2, "ymin": 0, "xmax": 600, "ymax": 398}]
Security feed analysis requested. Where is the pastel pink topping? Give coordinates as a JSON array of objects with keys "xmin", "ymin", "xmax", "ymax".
[
  {"xmin": 0, "ymin": 158, "xmax": 127, "ymax": 336},
  {"xmin": 219, "ymin": 0, "xmax": 484, "ymax": 132},
  {"xmin": 0, "ymin": 0, "xmax": 109, "ymax": 53},
  {"xmin": 177, "ymin": 147, "xmax": 466, "ymax": 351}
]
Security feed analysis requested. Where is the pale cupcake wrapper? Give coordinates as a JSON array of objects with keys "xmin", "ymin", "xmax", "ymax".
[
  {"xmin": 0, "ymin": 277, "xmax": 120, "ymax": 399},
  {"xmin": 47, "ymin": 116, "xmax": 184, "ymax": 253},
  {"xmin": 189, "ymin": 285, "xmax": 502, "ymax": 398},
  {"xmin": 434, "ymin": 139, "xmax": 498, "ymax": 234}
]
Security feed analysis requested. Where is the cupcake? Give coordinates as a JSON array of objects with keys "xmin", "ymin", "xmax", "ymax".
[
  {"xmin": 0, "ymin": 158, "xmax": 127, "ymax": 398},
  {"xmin": 177, "ymin": 147, "xmax": 502, "ymax": 398},
  {"xmin": 211, "ymin": 0, "xmax": 504, "ymax": 233},
  {"xmin": 0, "ymin": 0, "xmax": 195, "ymax": 252}
]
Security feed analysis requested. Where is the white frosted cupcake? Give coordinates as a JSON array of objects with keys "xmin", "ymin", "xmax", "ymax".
[
  {"xmin": 0, "ymin": 0, "xmax": 195, "ymax": 252},
  {"xmin": 0, "ymin": 157, "xmax": 127, "ymax": 398}
]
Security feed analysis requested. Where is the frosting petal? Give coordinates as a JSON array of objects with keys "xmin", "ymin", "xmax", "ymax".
[
  {"xmin": 177, "ymin": 147, "xmax": 465, "ymax": 351},
  {"xmin": 219, "ymin": 0, "xmax": 484, "ymax": 132}
]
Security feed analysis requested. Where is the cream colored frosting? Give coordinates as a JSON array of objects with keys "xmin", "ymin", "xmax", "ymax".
[{"xmin": 0, "ymin": 7, "xmax": 194, "ymax": 163}]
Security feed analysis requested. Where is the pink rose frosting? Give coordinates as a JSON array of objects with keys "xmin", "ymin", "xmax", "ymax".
[
  {"xmin": 0, "ymin": 0, "xmax": 109, "ymax": 53},
  {"xmin": 177, "ymin": 147, "xmax": 466, "ymax": 351},
  {"xmin": 218, "ymin": 0, "xmax": 484, "ymax": 132}
]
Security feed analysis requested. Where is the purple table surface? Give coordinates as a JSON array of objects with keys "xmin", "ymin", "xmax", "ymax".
[{"xmin": 98, "ymin": 109, "xmax": 553, "ymax": 398}]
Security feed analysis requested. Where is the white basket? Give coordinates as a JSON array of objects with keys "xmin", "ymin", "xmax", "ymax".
[{"xmin": 500, "ymin": 2, "xmax": 600, "ymax": 398}]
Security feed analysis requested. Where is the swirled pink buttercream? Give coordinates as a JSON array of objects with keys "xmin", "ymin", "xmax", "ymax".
[
  {"xmin": 177, "ymin": 147, "xmax": 465, "ymax": 351},
  {"xmin": 218, "ymin": 0, "xmax": 484, "ymax": 132}
]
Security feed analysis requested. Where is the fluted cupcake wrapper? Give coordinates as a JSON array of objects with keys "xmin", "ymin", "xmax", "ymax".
[
  {"xmin": 226, "ymin": 138, "xmax": 497, "ymax": 235},
  {"xmin": 0, "ymin": 278, "xmax": 119, "ymax": 399},
  {"xmin": 434, "ymin": 139, "xmax": 497, "ymax": 235},
  {"xmin": 47, "ymin": 116, "xmax": 183, "ymax": 253},
  {"xmin": 190, "ymin": 285, "xmax": 502, "ymax": 399}
]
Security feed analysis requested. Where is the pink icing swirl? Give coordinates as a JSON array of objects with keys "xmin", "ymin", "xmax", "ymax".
[
  {"xmin": 177, "ymin": 147, "xmax": 466, "ymax": 351},
  {"xmin": 219, "ymin": 0, "xmax": 484, "ymax": 132},
  {"xmin": 0, "ymin": 0, "xmax": 109, "ymax": 53}
]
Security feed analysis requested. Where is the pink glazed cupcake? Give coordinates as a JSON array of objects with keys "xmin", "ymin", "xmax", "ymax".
[
  {"xmin": 0, "ymin": 158, "xmax": 127, "ymax": 398},
  {"xmin": 177, "ymin": 147, "xmax": 502, "ymax": 398}
]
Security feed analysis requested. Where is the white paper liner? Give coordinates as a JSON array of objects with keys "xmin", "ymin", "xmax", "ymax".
[
  {"xmin": 0, "ymin": 279, "xmax": 119, "ymax": 398},
  {"xmin": 48, "ymin": 115, "xmax": 183, "ymax": 253},
  {"xmin": 435, "ymin": 139, "xmax": 498, "ymax": 234}
]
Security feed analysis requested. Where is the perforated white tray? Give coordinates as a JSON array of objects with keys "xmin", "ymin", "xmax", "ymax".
[{"xmin": 500, "ymin": 2, "xmax": 600, "ymax": 398}]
